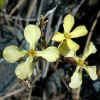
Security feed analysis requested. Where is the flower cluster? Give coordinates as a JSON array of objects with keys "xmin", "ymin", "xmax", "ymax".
[
  {"xmin": 52, "ymin": 14, "xmax": 97, "ymax": 88},
  {"xmin": 3, "ymin": 14, "xmax": 98, "ymax": 89}
]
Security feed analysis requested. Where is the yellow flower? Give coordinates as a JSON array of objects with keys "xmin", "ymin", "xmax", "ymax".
[
  {"xmin": 3, "ymin": 24, "xmax": 59, "ymax": 80},
  {"xmin": 69, "ymin": 42, "xmax": 97, "ymax": 88},
  {"xmin": 52, "ymin": 14, "xmax": 88, "ymax": 56}
]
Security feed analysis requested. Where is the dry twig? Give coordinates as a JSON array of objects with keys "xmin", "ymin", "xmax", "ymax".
[
  {"xmin": 26, "ymin": 0, "xmax": 37, "ymax": 18},
  {"xmin": 83, "ymin": 9, "xmax": 100, "ymax": 55},
  {"xmin": 2, "ymin": 14, "xmax": 36, "ymax": 22},
  {"xmin": 9, "ymin": 0, "xmax": 25, "ymax": 17},
  {"xmin": 26, "ymin": 0, "xmax": 37, "ymax": 25},
  {"xmin": 0, "ymin": 88, "xmax": 25, "ymax": 100}
]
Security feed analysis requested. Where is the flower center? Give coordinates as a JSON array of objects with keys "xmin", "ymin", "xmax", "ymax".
[
  {"xmin": 76, "ymin": 58, "xmax": 88, "ymax": 67},
  {"xmin": 77, "ymin": 58, "xmax": 84, "ymax": 66},
  {"xmin": 27, "ymin": 49, "xmax": 36, "ymax": 57},
  {"xmin": 64, "ymin": 34, "xmax": 72, "ymax": 39}
]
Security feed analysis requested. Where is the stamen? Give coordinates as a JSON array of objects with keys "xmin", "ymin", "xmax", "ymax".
[
  {"xmin": 27, "ymin": 49, "xmax": 36, "ymax": 57},
  {"xmin": 77, "ymin": 58, "xmax": 84, "ymax": 66},
  {"xmin": 84, "ymin": 61, "xmax": 88, "ymax": 65},
  {"xmin": 64, "ymin": 34, "xmax": 72, "ymax": 39}
]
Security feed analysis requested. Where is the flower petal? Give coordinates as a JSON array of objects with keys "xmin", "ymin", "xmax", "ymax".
[
  {"xmin": 84, "ymin": 66, "xmax": 97, "ymax": 80},
  {"xmin": 69, "ymin": 66, "xmax": 82, "ymax": 88},
  {"xmin": 36, "ymin": 46, "xmax": 59, "ymax": 62},
  {"xmin": 58, "ymin": 40, "xmax": 75, "ymax": 57},
  {"xmin": 63, "ymin": 14, "xmax": 74, "ymax": 33},
  {"xmin": 15, "ymin": 56, "xmax": 33, "ymax": 80},
  {"xmin": 52, "ymin": 32, "xmax": 65, "ymax": 42},
  {"xmin": 24, "ymin": 24, "xmax": 41, "ymax": 49},
  {"xmin": 71, "ymin": 25, "xmax": 88, "ymax": 38},
  {"xmin": 82, "ymin": 42, "xmax": 97, "ymax": 60},
  {"xmin": 65, "ymin": 50, "xmax": 75, "ymax": 57},
  {"xmin": 67, "ymin": 39, "xmax": 80, "ymax": 51},
  {"xmin": 3, "ymin": 45, "xmax": 26, "ymax": 63}
]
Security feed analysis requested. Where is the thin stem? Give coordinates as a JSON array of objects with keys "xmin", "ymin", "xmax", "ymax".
[
  {"xmin": 83, "ymin": 10, "xmax": 100, "ymax": 55},
  {"xmin": 28, "ymin": 87, "xmax": 32, "ymax": 100},
  {"xmin": 71, "ymin": 0, "xmax": 85, "ymax": 16},
  {"xmin": 8, "ymin": 0, "xmax": 25, "ymax": 17},
  {"xmin": 26, "ymin": 0, "xmax": 37, "ymax": 25},
  {"xmin": 26, "ymin": 0, "xmax": 37, "ymax": 18},
  {"xmin": 37, "ymin": 0, "xmax": 44, "ymax": 22},
  {"xmin": 1, "ymin": 14, "xmax": 36, "ymax": 22},
  {"xmin": 0, "ymin": 88, "xmax": 25, "ymax": 99}
]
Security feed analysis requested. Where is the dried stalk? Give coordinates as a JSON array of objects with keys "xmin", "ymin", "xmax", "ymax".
[
  {"xmin": 2, "ymin": 14, "xmax": 36, "ymax": 22},
  {"xmin": 28, "ymin": 87, "xmax": 32, "ymax": 100},
  {"xmin": 8, "ymin": 0, "xmax": 25, "ymax": 17},
  {"xmin": 0, "ymin": 88, "xmax": 25, "ymax": 99},
  {"xmin": 37, "ymin": 0, "xmax": 44, "ymax": 22},
  {"xmin": 72, "ymin": 88, "xmax": 81, "ymax": 100},
  {"xmin": 42, "ymin": 62, "xmax": 51, "ymax": 78},
  {"xmin": 45, "ymin": 12, "xmax": 54, "ymax": 42},
  {"xmin": 26, "ymin": 0, "xmax": 37, "ymax": 25},
  {"xmin": 71, "ymin": 0, "xmax": 85, "ymax": 16},
  {"xmin": 26, "ymin": 0, "xmax": 37, "ymax": 18},
  {"xmin": 83, "ymin": 10, "xmax": 100, "ymax": 55}
]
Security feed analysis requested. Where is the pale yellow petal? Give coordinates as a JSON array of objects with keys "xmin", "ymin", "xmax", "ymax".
[
  {"xmin": 3, "ymin": 45, "xmax": 26, "ymax": 63},
  {"xmin": 82, "ymin": 42, "xmax": 97, "ymax": 60},
  {"xmin": 63, "ymin": 14, "xmax": 74, "ymax": 33},
  {"xmin": 69, "ymin": 66, "xmax": 82, "ymax": 88},
  {"xmin": 84, "ymin": 66, "xmax": 97, "ymax": 80},
  {"xmin": 24, "ymin": 24, "xmax": 41, "ymax": 49},
  {"xmin": 65, "ymin": 50, "xmax": 75, "ymax": 57},
  {"xmin": 15, "ymin": 56, "xmax": 33, "ymax": 80},
  {"xmin": 36, "ymin": 46, "xmax": 59, "ymax": 62},
  {"xmin": 58, "ymin": 40, "xmax": 75, "ymax": 57},
  {"xmin": 71, "ymin": 25, "xmax": 88, "ymax": 38},
  {"xmin": 67, "ymin": 39, "xmax": 80, "ymax": 51},
  {"xmin": 52, "ymin": 32, "xmax": 65, "ymax": 42}
]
